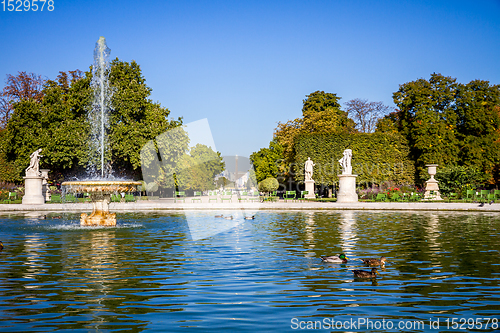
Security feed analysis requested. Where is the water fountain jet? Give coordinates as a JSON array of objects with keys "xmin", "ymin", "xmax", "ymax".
[{"xmin": 62, "ymin": 37, "xmax": 140, "ymax": 226}]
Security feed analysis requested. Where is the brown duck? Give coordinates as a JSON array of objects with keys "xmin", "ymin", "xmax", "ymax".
[{"xmin": 360, "ymin": 256, "xmax": 387, "ymax": 266}]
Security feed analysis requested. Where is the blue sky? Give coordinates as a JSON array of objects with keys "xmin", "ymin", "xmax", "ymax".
[{"xmin": 1, "ymin": 0, "xmax": 499, "ymax": 158}]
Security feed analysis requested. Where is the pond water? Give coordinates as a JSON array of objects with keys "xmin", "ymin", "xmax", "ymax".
[{"xmin": 0, "ymin": 210, "xmax": 499, "ymax": 332}]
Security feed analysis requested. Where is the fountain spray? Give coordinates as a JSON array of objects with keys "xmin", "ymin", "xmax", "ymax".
[{"xmin": 89, "ymin": 36, "xmax": 112, "ymax": 178}]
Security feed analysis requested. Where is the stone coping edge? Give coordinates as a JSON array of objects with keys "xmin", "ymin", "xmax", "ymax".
[{"xmin": 1, "ymin": 201, "xmax": 500, "ymax": 213}]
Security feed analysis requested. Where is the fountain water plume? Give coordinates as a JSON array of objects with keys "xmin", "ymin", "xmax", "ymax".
[
  {"xmin": 88, "ymin": 36, "xmax": 113, "ymax": 178},
  {"xmin": 62, "ymin": 37, "xmax": 140, "ymax": 227}
]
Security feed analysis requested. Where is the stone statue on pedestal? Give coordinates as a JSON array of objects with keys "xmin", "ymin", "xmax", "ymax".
[
  {"xmin": 23, "ymin": 148, "xmax": 45, "ymax": 205},
  {"xmin": 337, "ymin": 149, "xmax": 358, "ymax": 203},
  {"xmin": 338, "ymin": 149, "xmax": 352, "ymax": 175},
  {"xmin": 304, "ymin": 157, "xmax": 316, "ymax": 198},
  {"xmin": 304, "ymin": 157, "xmax": 315, "ymax": 181},
  {"xmin": 26, "ymin": 148, "xmax": 43, "ymax": 177}
]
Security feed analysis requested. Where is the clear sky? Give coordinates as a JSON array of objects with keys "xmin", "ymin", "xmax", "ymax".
[{"xmin": 1, "ymin": 0, "xmax": 499, "ymax": 159}]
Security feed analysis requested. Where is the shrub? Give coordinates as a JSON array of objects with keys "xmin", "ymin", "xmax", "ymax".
[
  {"xmin": 435, "ymin": 165, "xmax": 488, "ymax": 196},
  {"xmin": 258, "ymin": 177, "xmax": 279, "ymax": 194}
]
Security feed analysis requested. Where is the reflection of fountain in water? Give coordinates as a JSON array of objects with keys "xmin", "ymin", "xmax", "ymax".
[
  {"xmin": 22, "ymin": 234, "xmax": 48, "ymax": 283},
  {"xmin": 425, "ymin": 213, "xmax": 441, "ymax": 249},
  {"xmin": 425, "ymin": 213, "xmax": 443, "ymax": 270},
  {"xmin": 304, "ymin": 212, "xmax": 317, "ymax": 259},
  {"xmin": 73, "ymin": 230, "xmax": 117, "ymax": 328},
  {"xmin": 339, "ymin": 211, "xmax": 358, "ymax": 257}
]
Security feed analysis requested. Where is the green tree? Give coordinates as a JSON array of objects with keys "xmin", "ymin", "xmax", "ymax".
[
  {"xmin": 4, "ymin": 71, "xmax": 91, "ymax": 180},
  {"xmin": 273, "ymin": 91, "xmax": 356, "ymax": 181},
  {"xmin": 392, "ymin": 73, "xmax": 500, "ymax": 185},
  {"xmin": 393, "ymin": 73, "xmax": 460, "ymax": 181},
  {"xmin": 2, "ymin": 60, "xmax": 182, "ymax": 182},
  {"xmin": 0, "ymin": 71, "xmax": 45, "ymax": 129},
  {"xmin": 375, "ymin": 111, "xmax": 400, "ymax": 134},
  {"xmin": 108, "ymin": 59, "xmax": 182, "ymax": 178},
  {"xmin": 175, "ymin": 144, "xmax": 225, "ymax": 191},
  {"xmin": 454, "ymin": 80, "xmax": 500, "ymax": 182},
  {"xmin": 301, "ymin": 90, "xmax": 355, "ymax": 134},
  {"xmin": 140, "ymin": 124, "xmax": 190, "ymax": 189},
  {"xmin": 249, "ymin": 138, "xmax": 284, "ymax": 183}
]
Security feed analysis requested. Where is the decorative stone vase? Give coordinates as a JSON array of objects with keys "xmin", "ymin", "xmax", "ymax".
[{"xmin": 424, "ymin": 164, "xmax": 442, "ymax": 200}]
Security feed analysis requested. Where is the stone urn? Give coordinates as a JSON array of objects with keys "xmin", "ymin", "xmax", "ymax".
[{"xmin": 424, "ymin": 164, "xmax": 442, "ymax": 200}]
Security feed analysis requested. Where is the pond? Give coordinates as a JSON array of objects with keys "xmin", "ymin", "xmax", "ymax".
[{"xmin": 0, "ymin": 210, "xmax": 499, "ymax": 332}]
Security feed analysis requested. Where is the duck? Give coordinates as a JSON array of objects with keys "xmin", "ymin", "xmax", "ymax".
[
  {"xmin": 321, "ymin": 253, "xmax": 348, "ymax": 263},
  {"xmin": 0, "ymin": 241, "xmax": 3, "ymax": 250},
  {"xmin": 244, "ymin": 216, "xmax": 255, "ymax": 220},
  {"xmin": 224, "ymin": 215, "xmax": 233, "ymax": 220},
  {"xmin": 360, "ymin": 256, "xmax": 387, "ymax": 266},
  {"xmin": 215, "ymin": 214, "xmax": 224, "ymax": 218},
  {"xmin": 353, "ymin": 268, "xmax": 378, "ymax": 278}
]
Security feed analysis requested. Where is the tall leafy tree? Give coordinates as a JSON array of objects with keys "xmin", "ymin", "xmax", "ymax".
[
  {"xmin": 108, "ymin": 59, "xmax": 182, "ymax": 178},
  {"xmin": 249, "ymin": 138, "xmax": 284, "ymax": 183},
  {"xmin": 2, "ymin": 60, "xmax": 183, "ymax": 182},
  {"xmin": 0, "ymin": 72, "xmax": 45, "ymax": 128},
  {"xmin": 454, "ymin": 80, "xmax": 500, "ymax": 182},
  {"xmin": 393, "ymin": 73, "xmax": 460, "ymax": 181},
  {"xmin": 301, "ymin": 91, "xmax": 355, "ymax": 133},
  {"xmin": 4, "ymin": 70, "xmax": 91, "ymax": 180},
  {"xmin": 274, "ymin": 91, "xmax": 355, "ymax": 175},
  {"xmin": 176, "ymin": 144, "xmax": 225, "ymax": 191}
]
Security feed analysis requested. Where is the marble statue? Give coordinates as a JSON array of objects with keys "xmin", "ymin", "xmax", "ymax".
[
  {"xmin": 304, "ymin": 157, "xmax": 315, "ymax": 181},
  {"xmin": 338, "ymin": 149, "xmax": 352, "ymax": 175},
  {"xmin": 26, "ymin": 148, "xmax": 43, "ymax": 176}
]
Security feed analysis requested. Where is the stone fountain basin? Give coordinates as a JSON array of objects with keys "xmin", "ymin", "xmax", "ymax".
[
  {"xmin": 61, "ymin": 180, "xmax": 142, "ymax": 194},
  {"xmin": 61, "ymin": 180, "xmax": 142, "ymax": 226}
]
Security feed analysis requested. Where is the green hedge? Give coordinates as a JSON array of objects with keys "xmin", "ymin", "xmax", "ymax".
[{"xmin": 294, "ymin": 133, "xmax": 415, "ymax": 187}]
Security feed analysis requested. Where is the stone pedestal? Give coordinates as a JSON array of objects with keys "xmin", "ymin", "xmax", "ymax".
[
  {"xmin": 22, "ymin": 176, "xmax": 45, "ymax": 205},
  {"xmin": 304, "ymin": 180, "xmax": 316, "ymax": 198},
  {"xmin": 424, "ymin": 164, "xmax": 442, "ymax": 200},
  {"xmin": 40, "ymin": 169, "xmax": 51, "ymax": 202},
  {"xmin": 337, "ymin": 174, "xmax": 358, "ymax": 203},
  {"xmin": 80, "ymin": 193, "xmax": 116, "ymax": 226}
]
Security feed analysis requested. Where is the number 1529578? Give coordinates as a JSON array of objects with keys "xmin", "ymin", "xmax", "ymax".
[{"xmin": 2, "ymin": 0, "xmax": 54, "ymax": 11}]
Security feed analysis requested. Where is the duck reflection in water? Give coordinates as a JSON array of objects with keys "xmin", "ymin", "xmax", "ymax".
[{"xmin": 353, "ymin": 267, "xmax": 378, "ymax": 279}]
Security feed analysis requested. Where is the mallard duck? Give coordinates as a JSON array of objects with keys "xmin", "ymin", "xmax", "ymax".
[
  {"xmin": 0, "ymin": 241, "xmax": 3, "ymax": 250},
  {"xmin": 360, "ymin": 256, "xmax": 387, "ymax": 266},
  {"xmin": 353, "ymin": 268, "xmax": 378, "ymax": 278},
  {"xmin": 321, "ymin": 253, "xmax": 348, "ymax": 263},
  {"xmin": 244, "ymin": 216, "xmax": 255, "ymax": 220},
  {"xmin": 215, "ymin": 214, "xmax": 224, "ymax": 218}
]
